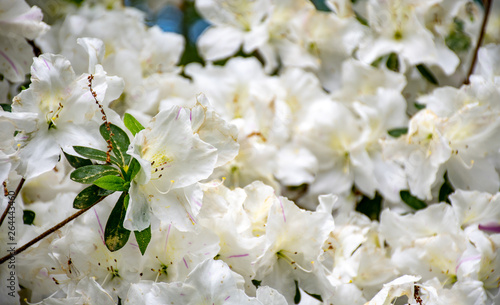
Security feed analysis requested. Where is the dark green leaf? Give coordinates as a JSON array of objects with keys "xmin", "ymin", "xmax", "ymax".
[
  {"xmin": 70, "ymin": 164, "xmax": 120, "ymax": 184},
  {"xmin": 64, "ymin": 151, "xmax": 92, "ymax": 169},
  {"xmin": 63, "ymin": 0, "xmax": 84, "ymax": 5},
  {"xmin": 371, "ymin": 56, "xmax": 383, "ymax": 68},
  {"xmin": 387, "ymin": 127, "xmax": 408, "ymax": 138},
  {"xmin": 414, "ymin": 102, "xmax": 426, "ymax": 110},
  {"xmin": 310, "ymin": 0, "xmax": 331, "ymax": 11},
  {"xmin": 73, "ymin": 185, "xmax": 114, "ymax": 209},
  {"xmin": 304, "ymin": 291, "xmax": 323, "ymax": 302},
  {"xmin": 126, "ymin": 158, "xmax": 141, "ymax": 181},
  {"xmin": 446, "ymin": 18, "xmax": 471, "ymax": 54},
  {"xmin": 123, "ymin": 113, "xmax": 145, "ymax": 136},
  {"xmin": 74, "ymin": 146, "xmax": 120, "ymax": 166},
  {"xmin": 251, "ymin": 279, "xmax": 262, "ymax": 288},
  {"xmin": 438, "ymin": 172, "xmax": 454, "ymax": 204},
  {"xmin": 400, "ymin": 190, "xmax": 427, "ymax": 210},
  {"xmin": 416, "ymin": 64, "xmax": 438, "ymax": 85},
  {"xmin": 356, "ymin": 192, "xmax": 382, "ymax": 221},
  {"xmin": 93, "ymin": 176, "xmax": 127, "ymax": 191},
  {"xmin": 134, "ymin": 226, "xmax": 151, "ymax": 255},
  {"xmin": 386, "ymin": 53, "xmax": 399, "ymax": 72},
  {"xmin": 294, "ymin": 280, "xmax": 301, "ymax": 304},
  {"xmin": 354, "ymin": 11, "xmax": 369, "ymax": 26},
  {"xmin": 0, "ymin": 104, "xmax": 12, "ymax": 112},
  {"xmin": 100, "ymin": 123, "xmax": 131, "ymax": 167},
  {"xmin": 23, "ymin": 210, "xmax": 35, "ymax": 225},
  {"xmin": 105, "ymin": 193, "xmax": 131, "ymax": 252}
]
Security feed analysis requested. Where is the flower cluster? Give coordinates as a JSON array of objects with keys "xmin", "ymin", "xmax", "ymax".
[{"xmin": 0, "ymin": 0, "xmax": 500, "ymax": 304}]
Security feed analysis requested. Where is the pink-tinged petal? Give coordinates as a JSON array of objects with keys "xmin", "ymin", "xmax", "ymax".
[
  {"xmin": 0, "ymin": 49, "xmax": 18, "ymax": 74},
  {"xmin": 93, "ymin": 208, "xmax": 105, "ymax": 245},
  {"xmin": 227, "ymin": 254, "xmax": 249, "ymax": 258},
  {"xmin": 455, "ymin": 255, "xmax": 482, "ymax": 273},
  {"xmin": 278, "ymin": 196, "xmax": 286, "ymax": 223}
]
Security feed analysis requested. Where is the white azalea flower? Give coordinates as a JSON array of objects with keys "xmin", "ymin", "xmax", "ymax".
[
  {"xmin": 366, "ymin": 275, "xmax": 421, "ymax": 305},
  {"xmin": 125, "ymin": 259, "xmax": 262, "ymax": 305},
  {"xmin": 0, "ymin": 0, "xmax": 49, "ymax": 82},
  {"xmin": 11, "ymin": 51, "xmax": 123, "ymax": 179},
  {"xmin": 195, "ymin": 0, "xmax": 272, "ymax": 62},
  {"xmin": 254, "ymin": 196, "xmax": 334, "ymax": 303},
  {"xmin": 125, "ymin": 105, "xmax": 218, "ymax": 231},
  {"xmin": 358, "ymin": 0, "xmax": 460, "ymax": 75},
  {"xmin": 139, "ymin": 222, "xmax": 220, "ymax": 283}
]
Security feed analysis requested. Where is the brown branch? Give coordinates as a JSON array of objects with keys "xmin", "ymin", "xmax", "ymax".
[
  {"xmin": 464, "ymin": 0, "xmax": 493, "ymax": 85},
  {"xmin": 0, "ymin": 178, "xmax": 25, "ymax": 227},
  {"xmin": 0, "ymin": 196, "xmax": 106, "ymax": 265}
]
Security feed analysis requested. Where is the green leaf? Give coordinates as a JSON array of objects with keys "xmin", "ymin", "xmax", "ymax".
[
  {"xmin": 123, "ymin": 113, "xmax": 145, "ymax": 136},
  {"xmin": 416, "ymin": 64, "xmax": 438, "ymax": 85},
  {"xmin": 446, "ymin": 18, "xmax": 471, "ymax": 54},
  {"xmin": 251, "ymin": 279, "xmax": 262, "ymax": 288},
  {"xmin": 94, "ymin": 176, "xmax": 127, "ymax": 191},
  {"xmin": 294, "ymin": 280, "xmax": 301, "ymax": 304},
  {"xmin": 134, "ymin": 226, "xmax": 151, "ymax": 255},
  {"xmin": 400, "ymin": 190, "xmax": 427, "ymax": 210},
  {"xmin": 354, "ymin": 11, "xmax": 369, "ymax": 26},
  {"xmin": 356, "ymin": 192, "xmax": 382, "ymax": 221},
  {"xmin": 387, "ymin": 127, "xmax": 408, "ymax": 138},
  {"xmin": 386, "ymin": 53, "xmax": 399, "ymax": 72},
  {"xmin": 23, "ymin": 210, "xmax": 35, "ymax": 225},
  {"xmin": 70, "ymin": 164, "xmax": 120, "ymax": 184},
  {"xmin": 100, "ymin": 123, "xmax": 131, "ymax": 167},
  {"xmin": 73, "ymin": 185, "xmax": 114, "ymax": 209},
  {"xmin": 438, "ymin": 172, "xmax": 454, "ymax": 204},
  {"xmin": 414, "ymin": 102, "xmax": 426, "ymax": 110},
  {"xmin": 105, "ymin": 193, "xmax": 131, "ymax": 252},
  {"xmin": 64, "ymin": 151, "xmax": 92, "ymax": 168},
  {"xmin": 74, "ymin": 146, "xmax": 120, "ymax": 166},
  {"xmin": 126, "ymin": 158, "xmax": 141, "ymax": 181},
  {"xmin": 304, "ymin": 291, "xmax": 323, "ymax": 302},
  {"xmin": 0, "ymin": 104, "xmax": 12, "ymax": 112}
]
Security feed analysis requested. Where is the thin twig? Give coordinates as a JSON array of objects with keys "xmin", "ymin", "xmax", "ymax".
[
  {"xmin": 0, "ymin": 178, "xmax": 25, "ymax": 227},
  {"xmin": 0, "ymin": 196, "xmax": 106, "ymax": 265},
  {"xmin": 464, "ymin": 0, "xmax": 493, "ymax": 85}
]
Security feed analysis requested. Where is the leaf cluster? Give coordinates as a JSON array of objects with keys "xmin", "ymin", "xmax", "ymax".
[{"xmin": 65, "ymin": 114, "xmax": 150, "ymax": 254}]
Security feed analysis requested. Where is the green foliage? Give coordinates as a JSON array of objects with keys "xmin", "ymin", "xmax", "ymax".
[
  {"xmin": 105, "ymin": 193, "xmax": 131, "ymax": 252},
  {"xmin": 310, "ymin": 0, "xmax": 331, "ymax": 12},
  {"xmin": 134, "ymin": 226, "xmax": 152, "ymax": 255},
  {"xmin": 93, "ymin": 176, "xmax": 128, "ymax": 191},
  {"xmin": 386, "ymin": 53, "xmax": 399, "ymax": 72},
  {"xmin": 70, "ymin": 164, "xmax": 120, "ymax": 184},
  {"xmin": 74, "ymin": 146, "xmax": 121, "ymax": 166},
  {"xmin": 414, "ymin": 102, "xmax": 426, "ymax": 110},
  {"xmin": 0, "ymin": 104, "xmax": 12, "ymax": 112},
  {"xmin": 64, "ymin": 151, "xmax": 93, "ymax": 168},
  {"xmin": 251, "ymin": 279, "xmax": 262, "ymax": 288},
  {"xmin": 356, "ymin": 192, "xmax": 383, "ymax": 221},
  {"xmin": 416, "ymin": 64, "xmax": 438, "ymax": 85},
  {"xmin": 387, "ymin": 127, "xmax": 408, "ymax": 138},
  {"xmin": 23, "ymin": 210, "xmax": 36, "ymax": 225},
  {"xmin": 438, "ymin": 172, "xmax": 454, "ymax": 203},
  {"xmin": 99, "ymin": 123, "xmax": 131, "ymax": 167},
  {"xmin": 123, "ymin": 113, "xmax": 145, "ymax": 136},
  {"xmin": 69, "ymin": 119, "xmax": 146, "ymax": 252},
  {"xmin": 446, "ymin": 18, "xmax": 471, "ymax": 54},
  {"xmin": 126, "ymin": 158, "xmax": 141, "ymax": 181},
  {"xmin": 294, "ymin": 280, "xmax": 301, "ymax": 304},
  {"xmin": 73, "ymin": 185, "xmax": 114, "ymax": 209},
  {"xmin": 400, "ymin": 190, "xmax": 427, "ymax": 210}
]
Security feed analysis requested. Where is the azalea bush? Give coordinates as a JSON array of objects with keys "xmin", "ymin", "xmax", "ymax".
[{"xmin": 1, "ymin": 0, "xmax": 500, "ymax": 304}]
